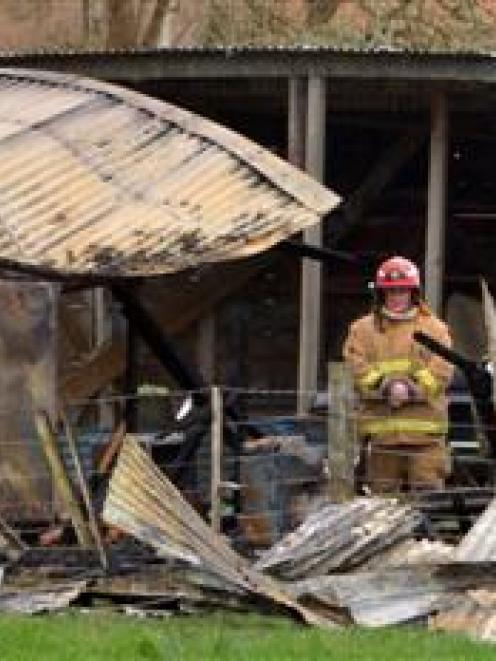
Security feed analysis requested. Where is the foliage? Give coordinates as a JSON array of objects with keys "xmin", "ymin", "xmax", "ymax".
[
  {"xmin": 201, "ymin": 0, "xmax": 296, "ymax": 46},
  {"xmin": 200, "ymin": 0, "xmax": 496, "ymax": 52},
  {"xmin": 0, "ymin": 612, "xmax": 494, "ymax": 661}
]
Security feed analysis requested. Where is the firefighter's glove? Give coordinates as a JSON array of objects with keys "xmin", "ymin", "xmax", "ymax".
[
  {"xmin": 404, "ymin": 377, "xmax": 423, "ymax": 401},
  {"xmin": 380, "ymin": 378, "xmax": 411, "ymax": 408}
]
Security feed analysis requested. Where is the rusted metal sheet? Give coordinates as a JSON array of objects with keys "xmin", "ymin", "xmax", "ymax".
[
  {"xmin": 102, "ymin": 437, "xmax": 336, "ymax": 627},
  {"xmin": 293, "ymin": 563, "xmax": 496, "ymax": 628},
  {"xmin": 292, "ymin": 568, "xmax": 443, "ymax": 627},
  {"xmin": 253, "ymin": 498, "xmax": 423, "ymax": 579},
  {"xmin": 0, "ymin": 68, "xmax": 340, "ymax": 279},
  {"xmin": 0, "ymin": 581, "xmax": 86, "ymax": 614}
]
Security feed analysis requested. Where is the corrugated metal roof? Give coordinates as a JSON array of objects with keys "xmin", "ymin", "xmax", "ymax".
[
  {"xmin": 0, "ymin": 44, "xmax": 496, "ymax": 57},
  {"xmin": 0, "ymin": 68, "xmax": 339, "ymax": 279}
]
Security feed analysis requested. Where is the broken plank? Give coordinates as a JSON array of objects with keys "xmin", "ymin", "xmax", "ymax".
[
  {"xmin": 60, "ymin": 340, "xmax": 125, "ymax": 403},
  {"xmin": 34, "ymin": 411, "xmax": 94, "ymax": 548}
]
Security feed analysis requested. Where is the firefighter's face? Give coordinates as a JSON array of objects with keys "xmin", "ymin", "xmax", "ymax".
[{"xmin": 384, "ymin": 287, "xmax": 412, "ymax": 313}]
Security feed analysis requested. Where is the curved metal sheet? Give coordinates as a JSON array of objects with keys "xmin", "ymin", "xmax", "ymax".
[{"xmin": 0, "ymin": 68, "xmax": 340, "ymax": 278}]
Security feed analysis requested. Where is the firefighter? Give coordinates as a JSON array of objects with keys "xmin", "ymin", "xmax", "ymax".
[{"xmin": 343, "ymin": 256, "xmax": 454, "ymax": 493}]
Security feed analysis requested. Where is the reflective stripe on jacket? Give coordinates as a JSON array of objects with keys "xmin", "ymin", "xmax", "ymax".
[
  {"xmin": 359, "ymin": 359, "xmax": 442, "ymax": 397},
  {"xmin": 359, "ymin": 416, "xmax": 448, "ymax": 437}
]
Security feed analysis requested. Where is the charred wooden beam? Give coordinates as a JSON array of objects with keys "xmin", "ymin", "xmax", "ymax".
[
  {"xmin": 328, "ymin": 130, "xmax": 425, "ymax": 246},
  {"xmin": 110, "ymin": 283, "xmax": 205, "ymax": 395},
  {"xmin": 60, "ymin": 341, "xmax": 125, "ymax": 404},
  {"xmin": 279, "ymin": 239, "xmax": 359, "ymax": 265}
]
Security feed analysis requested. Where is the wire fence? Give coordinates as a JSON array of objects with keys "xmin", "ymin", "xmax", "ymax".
[{"xmin": 0, "ymin": 381, "xmax": 494, "ymax": 552}]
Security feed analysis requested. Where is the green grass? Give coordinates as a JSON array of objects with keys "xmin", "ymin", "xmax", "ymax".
[{"xmin": 0, "ymin": 611, "xmax": 493, "ymax": 660}]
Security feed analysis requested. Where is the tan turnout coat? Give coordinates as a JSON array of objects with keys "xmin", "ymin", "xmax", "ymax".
[{"xmin": 343, "ymin": 304, "xmax": 454, "ymax": 446}]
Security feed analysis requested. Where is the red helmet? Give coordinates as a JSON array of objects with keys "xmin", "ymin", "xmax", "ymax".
[{"xmin": 375, "ymin": 256, "xmax": 420, "ymax": 290}]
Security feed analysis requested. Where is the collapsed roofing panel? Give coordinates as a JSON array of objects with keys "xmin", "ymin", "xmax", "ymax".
[
  {"xmin": 0, "ymin": 68, "xmax": 340, "ymax": 278},
  {"xmin": 102, "ymin": 436, "xmax": 330, "ymax": 627},
  {"xmin": 456, "ymin": 497, "xmax": 496, "ymax": 562},
  {"xmin": 253, "ymin": 498, "xmax": 423, "ymax": 578}
]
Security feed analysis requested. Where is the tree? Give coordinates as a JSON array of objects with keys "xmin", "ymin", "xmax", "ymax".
[{"xmin": 200, "ymin": 0, "xmax": 496, "ymax": 51}]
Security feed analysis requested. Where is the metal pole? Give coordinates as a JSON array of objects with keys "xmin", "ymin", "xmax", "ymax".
[
  {"xmin": 425, "ymin": 91, "xmax": 448, "ymax": 315},
  {"xmin": 210, "ymin": 386, "xmax": 223, "ymax": 533},
  {"xmin": 298, "ymin": 75, "xmax": 326, "ymax": 414}
]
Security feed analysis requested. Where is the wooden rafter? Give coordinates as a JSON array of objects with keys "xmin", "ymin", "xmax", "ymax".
[{"xmin": 329, "ymin": 130, "xmax": 425, "ymax": 245}]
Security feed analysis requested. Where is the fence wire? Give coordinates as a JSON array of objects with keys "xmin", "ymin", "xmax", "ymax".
[{"xmin": 0, "ymin": 385, "xmax": 493, "ymax": 552}]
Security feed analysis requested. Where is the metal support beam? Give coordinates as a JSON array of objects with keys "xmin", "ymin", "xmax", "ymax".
[
  {"xmin": 297, "ymin": 75, "xmax": 326, "ymax": 414},
  {"xmin": 16, "ymin": 50, "xmax": 496, "ymax": 84},
  {"xmin": 287, "ymin": 77, "xmax": 307, "ymax": 167},
  {"xmin": 210, "ymin": 386, "xmax": 223, "ymax": 533},
  {"xmin": 425, "ymin": 91, "xmax": 448, "ymax": 315}
]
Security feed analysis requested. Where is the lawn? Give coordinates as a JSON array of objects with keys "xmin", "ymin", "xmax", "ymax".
[{"xmin": 0, "ymin": 611, "xmax": 493, "ymax": 661}]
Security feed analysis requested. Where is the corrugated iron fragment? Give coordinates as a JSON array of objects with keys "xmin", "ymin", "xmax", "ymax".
[
  {"xmin": 457, "ymin": 497, "xmax": 496, "ymax": 562},
  {"xmin": 90, "ymin": 564, "xmax": 253, "ymax": 615},
  {"xmin": 0, "ymin": 68, "xmax": 340, "ymax": 278},
  {"xmin": 0, "ymin": 581, "xmax": 85, "ymax": 614},
  {"xmin": 364, "ymin": 538, "xmax": 455, "ymax": 569},
  {"xmin": 292, "ymin": 568, "xmax": 444, "ymax": 627},
  {"xmin": 293, "ymin": 563, "xmax": 496, "ymax": 628},
  {"xmin": 102, "ymin": 437, "xmax": 337, "ymax": 627},
  {"xmin": 253, "ymin": 498, "xmax": 423, "ymax": 578}
]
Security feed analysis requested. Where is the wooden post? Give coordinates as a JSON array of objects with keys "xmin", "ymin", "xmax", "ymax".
[
  {"xmin": 34, "ymin": 411, "xmax": 94, "ymax": 548},
  {"xmin": 327, "ymin": 362, "xmax": 356, "ymax": 502},
  {"xmin": 298, "ymin": 75, "xmax": 326, "ymax": 414},
  {"xmin": 425, "ymin": 91, "xmax": 448, "ymax": 316},
  {"xmin": 210, "ymin": 386, "xmax": 223, "ymax": 533}
]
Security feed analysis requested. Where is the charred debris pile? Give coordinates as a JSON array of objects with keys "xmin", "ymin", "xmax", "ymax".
[{"xmin": 1, "ymin": 433, "xmax": 496, "ymax": 645}]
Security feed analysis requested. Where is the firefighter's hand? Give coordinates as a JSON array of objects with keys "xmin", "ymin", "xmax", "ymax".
[
  {"xmin": 403, "ymin": 377, "xmax": 423, "ymax": 401},
  {"xmin": 387, "ymin": 379, "xmax": 411, "ymax": 408}
]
